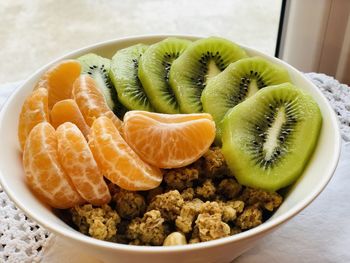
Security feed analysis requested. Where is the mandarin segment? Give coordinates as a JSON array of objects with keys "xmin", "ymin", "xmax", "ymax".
[
  {"xmin": 123, "ymin": 111, "xmax": 216, "ymax": 168},
  {"xmin": 72, "ymin": 75, "xmax": 122, "ymax": 131},
  {"xmin": 18, "ymin": 88, "xmax": 49, "ymax": 150},
  {"xmin": 104, "ymin": 110, "xmax": 124, "ymax": 132},
  {"xmin": 51, "ymin": 99, "xmax": 90, "ymax": 138},
  {"xmin": 56, "ymin": 122, "xmax": 111, "ymax": 205},
  {"xmin": 35, "ymin": 60, "xmax": 81, "ymax": 109},
  {"xmin": 89, "ymin": 116, "xmax": 162, "ymax": 191},
  {"xmin": 23, "ymin": 122, "xmax": 84, "ymax": 209}
]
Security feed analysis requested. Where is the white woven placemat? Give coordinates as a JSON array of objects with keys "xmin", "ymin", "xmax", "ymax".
[{"xmin": 0, "ymin": 73, "xmax": 349, "ymax": 263}]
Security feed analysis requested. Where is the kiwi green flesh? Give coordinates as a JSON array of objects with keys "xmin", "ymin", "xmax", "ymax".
[
  {"xmin": 201, "ymin": 56, "xmax": 291, "ymax": 143},
  {"xmin": 169, "ymin": 37, "xmax": 248, "ymax": 113},
  {"xmin": 109, "ymin": 44, "xmax": 154, "ymax": 112},
  {"xmin": 138, "ymin": 38, "xmax": 191, "ymax": 114},
  {"xmin": 77, "ymin": 53, "xmax": 119, "ymax": 112},
  {"xmin": 221, "ymin": 83, "xmax": 322, "ymax": 192}
]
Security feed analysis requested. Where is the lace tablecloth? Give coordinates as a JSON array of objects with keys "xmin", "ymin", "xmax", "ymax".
[{"xmin": 0, "ymin": 73, "xmax": 349, "ymax": 263}]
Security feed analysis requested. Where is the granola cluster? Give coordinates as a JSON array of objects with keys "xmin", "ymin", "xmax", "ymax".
[
  {"xmin": 68, "ymin": 147, "xmax": 283, "ymax": 245},
  {"xmin": 71, "ymin": 204, "xmax": 120, "ymax": 240}
]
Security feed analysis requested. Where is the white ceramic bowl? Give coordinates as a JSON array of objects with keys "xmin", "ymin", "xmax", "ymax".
[{"xmin": 0, "ymin": 35, "xmax": 341, "ymax": 263}]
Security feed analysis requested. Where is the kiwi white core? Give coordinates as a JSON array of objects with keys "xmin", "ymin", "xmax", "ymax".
[
  {"xmin": 205, "ymin": 60, "xmax": 221, "ymax": 83},
  {"xmin": 247, "ymin": 79, "xmax": 259, "ymax": 98},
  {"xmin": 263, "ymin": 107, "xmax": 286, "ymax": 160}
]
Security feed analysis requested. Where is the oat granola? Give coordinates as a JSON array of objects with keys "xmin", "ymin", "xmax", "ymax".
[
  {"xmin": 67, "ymin": 147, "xmax": 283, "ymax": 245},
  {"xmin": 71, "ymin": 204, "xmax": 120, "ymax": 240}
]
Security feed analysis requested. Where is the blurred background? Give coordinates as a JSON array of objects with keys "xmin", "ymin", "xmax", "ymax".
[
  {"xmin": 0, "ymin": 0, "xmax": 349, "ymax": 84},
  {"xmin": 0, "ymin": 0, "xmax": 282, "ymax": 83}
]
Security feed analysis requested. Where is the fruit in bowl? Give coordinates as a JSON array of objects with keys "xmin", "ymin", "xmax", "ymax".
[{"xmin": 0, "ymin": 35, "xmax": 341, "ymax": 263}]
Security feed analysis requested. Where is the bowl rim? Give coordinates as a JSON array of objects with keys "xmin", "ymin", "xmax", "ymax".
[{"xmin": 0, "ymin": 34, "xmax": 342, "ymax": 253}]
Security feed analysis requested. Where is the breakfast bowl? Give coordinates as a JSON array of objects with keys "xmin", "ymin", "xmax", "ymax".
[{"xmin": 0, "ymin": 35, "xmax": 341, "ymax": 263}]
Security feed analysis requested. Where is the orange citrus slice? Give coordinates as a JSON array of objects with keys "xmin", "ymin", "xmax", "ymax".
[
  {"xmin": 56, "ymin": 122, "xmax": 111, "ymax": 205},
  {"xmin": 35, "ymin": 60, "xmax": 81, "ymax": 109},
  {"xmin": 23, "ymin": 122, "xmax": 84, "ymax": 209},
  {"xmin": 123, "ymin": 111, "xmax": 216, "ymax": 168},
  {"xmin": 72, "ymin": 75, "xmax": 122, "ymax": 131},
  {"xmin": 51, "ymin": 99, "xmax": 90, "ymax": 138},
  {"xmin": 18, "ymin": 88, "xmax": 49, "ymax": 150},
  {"xmin": 89, "ymin": 116, "xmax": 162, "ymax": 191}
]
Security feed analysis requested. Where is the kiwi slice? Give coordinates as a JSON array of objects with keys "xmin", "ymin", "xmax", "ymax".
[
  {"xmin": 169, "ymin": 37, "xmax": 248, "ymax": 113},
  {"xmin": 222, "ymin": 83, "xmax": 322, "ymax": 192},
  {"xmin": 201, "ymin": 56, "xmax": 291, "ymax": 142},
  {"xmin": 77, "ymin": 53, "xmax": 120, "ymax": 112},
  {"xmin": 138, "ymin": 38, "xmax": 191, "ymax": 114},
  {"xmin": 109, "ymin": 44, "xmax": 154, "ymax": 112}
]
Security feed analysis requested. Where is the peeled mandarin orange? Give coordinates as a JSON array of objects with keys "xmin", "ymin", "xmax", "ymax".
[
  {"xmin": 123, "ymin": 111, "xmax": 216, "ymax": 168},
  {"xmin": 18, "ymin": 88, "xmax": 49, "ymax": 150},
  {"xmin": 56, "ymin": 122, "xmax": 111, "ymax": 205},
  {"xmin": 35, "ymin": 60, "xmax": 81, "ymax": 109},
  {"xmin": 89, "ymin": 116, "xmax": 162, "ymax": 191},
  {"xmin": 51, "ymin": 99, "xmax": 90, "ymax": 138},
  {"xmin": 23, "ymin": 122, "xmax": 84, "ymax": 209},
  {"xmin": 72, "ymin": 75, "xmax": 122, "ymax": 131},
  {"xmin": 104, "ymin": 110, "xmax": 124, "ymax": 132}
]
